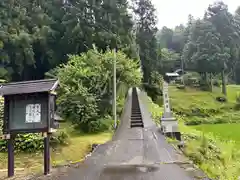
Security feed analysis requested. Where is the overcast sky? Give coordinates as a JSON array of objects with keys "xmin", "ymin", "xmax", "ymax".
[{"xmin": 151, "ymin": 0, "xmax": 240, "ymax": 29}]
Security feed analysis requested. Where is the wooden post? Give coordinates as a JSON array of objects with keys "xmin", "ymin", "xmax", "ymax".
[
  {"xmin": 8, "ymin": 134, "xmax": 14, "ymax": 177},
  {"xmin": 43, "ymin": 132, "xmax": 50, "ymax": 175},
  {"xmin": 113, "ymin": 48, "xmax": 117, "ymax": 129}
]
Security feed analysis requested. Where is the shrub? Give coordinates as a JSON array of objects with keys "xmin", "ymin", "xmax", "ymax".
[
  {"xmin": 215, "ymin": 96, "xmax": 227, "ymax": 103},
  {"xmin": 88, "ymin": 117, "xmax": 113, "ymax": 133},
  {"xmin": 143, "ymin": 83, "xmax": 162, "ymax": 102},
  {"xmin": 50, "ymin": 131, "xmax": 69, "ymax": 148},
  {"xmin": 0, "ymin": 97, "xmax": 3, "ymax": 133},
  {"xmin": 0, "ymin": 131, "xmax": 69, "ymax": 152},
  {"xmin": 176, "ymin": 85, "xmax": 185, "ymax": 89},
  {"xmin": 182, "ymin": 130, "xmax": 239, "ymax": 179},
  {"xmin": 174, "ymin": 78, "xmax": 182, "ymax": 84},
  {"xmin": 199, "ymin": 80, "xmax": 212, "ymax": 91},
  {"xmin": 183, "ymin": 72, "xmax": 201, "ymax": 87},
  {"xmin": 212, "ymin": 79, "xmax": 221, "ymax": 87},
  {"xmin": 57, "ymin": 49, "xmax": 142, "ymax": 133}
]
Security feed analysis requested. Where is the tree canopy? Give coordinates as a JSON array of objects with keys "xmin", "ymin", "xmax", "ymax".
[
  {"xmin": 0, "ymin": 0, "xmax": 138, "ymax": 81},
  {"xmin": 157, "ymin": 1, "xmax": 240, "ymax": 95},
  {"xmin": 56, "ymin": 49, "xmax": 141, "ymax": 132}
]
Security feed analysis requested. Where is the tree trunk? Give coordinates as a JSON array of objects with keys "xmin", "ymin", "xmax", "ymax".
[
  {"xmin": 221, "ymin": 70, "xmax": 227, "ymax": 96},
  {"xmin": 204, "ymin": 72, "xmax": 207, "ymax": 84},
  {"xmin": 209, "ymin": 73, "xmax": 213, "ymax": 92}
]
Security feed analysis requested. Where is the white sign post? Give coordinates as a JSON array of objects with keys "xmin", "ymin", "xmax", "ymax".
[
  {"xmin": 25, "ymin": 104, "xmax": 41, "ymax": 123},
  {"xmin": 160, "ymin": 78, "xmax": 181, "ymax": 141}
]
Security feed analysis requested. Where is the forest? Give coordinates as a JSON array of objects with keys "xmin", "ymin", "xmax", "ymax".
[
  {"xmin": 158, "ymin": 2, "xmax": 240, "ymax": 95},
  {"xmin": 0, "ymin": 0, "xmax": 158, "ymax": 82}
]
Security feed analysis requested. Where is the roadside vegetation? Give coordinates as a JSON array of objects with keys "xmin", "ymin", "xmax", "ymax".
[
  {"xmin": 145, "ymin": 85, "xmax": 240, "ymax": 179},
  {"xmin": 167, "ymin": 84, "xmax": 240, "ymax": 180}
]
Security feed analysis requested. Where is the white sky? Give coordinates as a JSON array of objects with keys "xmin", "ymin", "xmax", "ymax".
[{"xmin": 151, "ymin": 0, "xmax": 240, "ymax": 29}]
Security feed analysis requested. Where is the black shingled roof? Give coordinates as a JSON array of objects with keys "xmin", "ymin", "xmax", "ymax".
[{"xmin": 0, "ymin": 79, "xmax": 59, "ymax": 96}]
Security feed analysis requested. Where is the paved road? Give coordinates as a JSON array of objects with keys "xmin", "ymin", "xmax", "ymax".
[{"xmin": 33, "ymin": 88, "xmax": 208, "ymax": 180}]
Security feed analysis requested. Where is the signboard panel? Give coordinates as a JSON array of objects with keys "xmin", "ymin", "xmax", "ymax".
[
  {"xmin": 25, "ymin": 104, "xmax": 41, "ymax": 123},
  {"xmin": 8, "ymin": 95, "xmax": 48, "ymax": 131}
]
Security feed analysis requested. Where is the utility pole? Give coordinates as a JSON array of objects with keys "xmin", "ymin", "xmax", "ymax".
[
  {"xmin": 181, "ymin": 57, "xmax": 185, "ymax": 85},
  {"xmin": 113, "ymin": 48, "xmax": 117, "ymax": 129}
]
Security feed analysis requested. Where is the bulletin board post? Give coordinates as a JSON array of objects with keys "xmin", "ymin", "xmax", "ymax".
[{"xmin": 0, "ymin": 79, "xmax": 59, "ymax": 178}]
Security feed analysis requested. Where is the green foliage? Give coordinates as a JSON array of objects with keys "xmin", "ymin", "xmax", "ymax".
[
  {"xmin": 132, "ymin": 0, "xmax": 159, "ymax": 83},
  {"xmin": 0, "ymin": 97, "xmax": 3, "ymax": 133},
  {"xmin": 143, "ymin": 71, "xmax": 163, "ymax": 103},
  {"xmin": 143, "ymin": 83, "xmax": 162, "ymax": 102},
  {"xmin": 212, "ymin": 79, "xmax": 221, "ymax": 87},
  {"xmin": 0, "ymin": 0, "xmax": 137, "ymax": 81},
  {"xmin": 0, "ymin": 131, "xmax": 69, "ymax": 153},
  {"xmin": 181, "ymin": 124, "xmax": 240, "ymax": 179},
  {"xmin": 176, "ymin": 85, "xmax": 185, "ymax": 90},
  {"xmin": 159, "ymin": 48, "xmax": 180, "ymax": 74},
  {"xmin": 57, "ymin": 49, "xmax": 142, "ymax": 132},
  {"xmin": 182, "ymin": 72, "xmax": 201, "ymax": 87},
  {"xmin": 157, "ymin": 25, "xmax": 186, "ymax": 54},
  {"xmin": 139, "ymin": 92, "xmax": 163, "ymax": 125}
]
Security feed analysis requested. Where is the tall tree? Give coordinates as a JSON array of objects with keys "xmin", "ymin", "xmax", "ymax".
[
  {"xmin": 132, "ymin": 0, "xmax": 158, "ymax": 83},
  {"xmin": 182, "ymin": 19, "xmax": 230, "ymax": 91},
  {"xmin": 157, "ymin": 26, "xmax": 173, "ymax": 49},
  {"xmin": 205, "ymin": 1, "xmax": 240, "ymax": 94}
]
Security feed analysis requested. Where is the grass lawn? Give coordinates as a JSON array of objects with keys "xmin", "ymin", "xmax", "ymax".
[
  {"xmin": 169, "ymin": 85, "xmax": 234, "ymax": 111},
  {"xmin": 193, "ymin": 123, "xmax": 240, "ymax": 145},
  {"xmin": 169, "ymin": 85, "xmax": 240, "ymax": 125},
  {"xmin": 0, "ymin": 123, "xmax": 112, "ymax": 178},
  {"xmin": 168, "ymin": 85, "xmax": 240, "ymax": 179}
]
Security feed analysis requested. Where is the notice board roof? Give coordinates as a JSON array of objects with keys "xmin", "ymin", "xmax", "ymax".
[{"xmin": 0, "ymin": 79, "xmax": 59, "ymax": 96}]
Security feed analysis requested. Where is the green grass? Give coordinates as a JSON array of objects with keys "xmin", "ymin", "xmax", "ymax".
[
  {"xmin": 179, "ymin": 123, "xmax": 240, "ymax": 180},
  {"xmin": 169, "ymin": 85, "xmax": 233, "ymax": 112},
  {"xmin": 193, "ymin": 123, "xmax": 240, "ymax": 145},
  {"xmin": 226, "ymin": 85, "xmax": 240, "ymax": 102},
  {"xmin": 0, "ymin": 123, "xmax": 112, "ymax": 178},
  {"xmin": 169, "ymin": 85, "xmax": 240, "ymax": 125},
  {"xmin": 168, "ymin": 85, "xmax": 240, "ymax": 179}
]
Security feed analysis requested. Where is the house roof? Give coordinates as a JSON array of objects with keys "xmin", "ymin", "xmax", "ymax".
[
  {"xmin": 165, "ymin": 72, "xmax": 179, "ymax": 77},
  {"xmin": 0, "ymin": 79, "xmax": 59, "ymax": 96}
]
